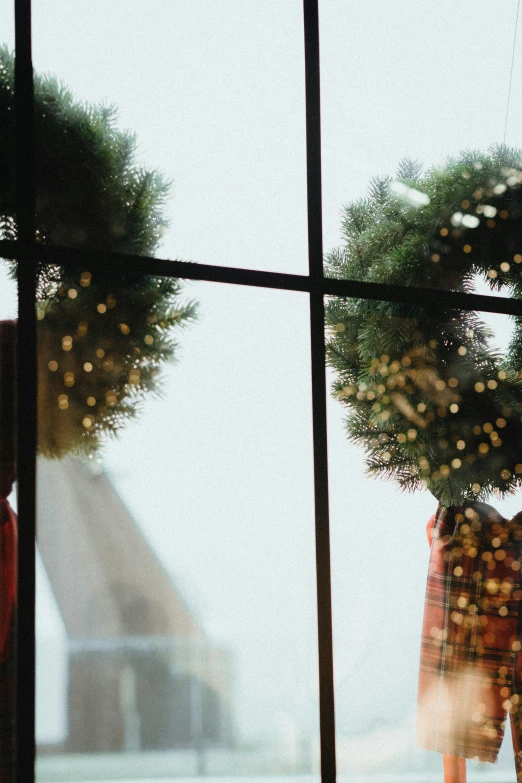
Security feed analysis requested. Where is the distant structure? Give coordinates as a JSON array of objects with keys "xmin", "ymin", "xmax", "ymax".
[{"xmin": 36, "ymin": 456, "xmax": 233, "ymax": 753}]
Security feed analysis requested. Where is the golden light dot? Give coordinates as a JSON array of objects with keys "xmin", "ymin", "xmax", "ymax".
[
  {"xmin": 68, "ymin": 288, "xmax": 78, "ymax": 299},
  {"xmin": 61, "ymin": 336, "xmax": 73, "ymax": 351},
  {"xmin": 82, "ymin": 416, "xmax": 94, "ymax": 429},
  {"xmin": 454, "ymin": 566, "xmax": 464, "ymax": 577},
  {"xmin": 492, "ymin": 438, "xmax": 502, "ymax": 447},
  {"xmin": 482, "ymin": 551, "xmax": 493, "ymax": 561},
  {"xmin": 483, "ymin": 422, "xmax": 493, "ymax": 433},
  {"xmin": 515, "ymin": 254, "xmax": 522, "ymax": 264},
  {"xmin": 478, "ymin": 443, "xmax": 489, "ymax": 454},
  {"xmin": 431, "ymin": 254, "xmax": 440, "ymax": 262},
  {"xmin": 475, "ymin": 382, "xmax": 485, "ymax": 392},
  {"xmin": 492, "ymin": 537, "xmax": 501, "ymax": 548},
  {"xmin": 472, "ymin": 483, "xmax": 481, "ymax": 493},
  {"xmin": 64, "ymin": 372, "xmax": 75, "ymax": 387},
  {"xmin": 382, "ymin": 451, "xmax": 391, "ymax": 462},
  {"xmin": 36, "ymin": 309, "xmax": 45, "ymax": 320},
  {"xmin": 87, "ymin": 396, "xmax": 96, "ymax": 407},
  {"xmin": 57, "ymin": 394, "xmax": 69, "ymax": 410},
  {"xmin": 461, "ymin": 200, "xmax": 470, "ymax": 209},
  {"xmin": 449, "ymin": 403, "xmax": 459, "ymax": 413},
  {"xmin": 106, "ymin": 296, "xmax": 117, "ymax": 309},
  {"xmin": 419, "ymin": 457, "xmax": 430, "ymax": 470},
  {"xmin": 499, "ymin": 606, "xmax": 509, "ymax": 616},
  {"xmin": 83, "ymin": 362, "xmax": 93, "ymax": 373},
  {"xmin": 407, "ymin": 428, "xmax": 417, "ymax": 440},
  {"xmin": 500, "ymin": 210, "xmax": 509, "ymax": 219},
  {"xmin": 80, "ymin": 271, "xmax": 92, "ymax": 287},
  {"xmin": 440, "ymin": 464, "xmax": 450, "ymax": 476},
  {"xmin": 48, "ymin": 360, "xmax": 58, "ymax": 372},
  {"xmin": 448, "ymin": 377, "xmax": 459, "ymax": 387},
  {"xmin": 487, "ymin": 379, "xmax": 498, "ymax": 389},
  {"xmin": 440, "ymin": 227, "xmax": 449, "ymax": 236},
  {"xmin": 96, "ymin": 348, "xmax": 105, "ymax": 358},
  {"xmin": 119, "ymin": 323, "xmax": 130, "ymax": 335},
  {"xmin": 128, "ymin": 370, "xmax": 141, "ymax": 384},
  {"xmin": 97, "ymin": 303, "xmax": 107, "ymax": 314},
  {"xmin": 452, "ymin": 458, "xmax": 462, "ymax": 469},
  {"xmin": 496, "ymin": 418, "xmax": 507, "ymax": 428},
  {"xmin": 513, "ymin": 642, "xmax": 522, "ymax": 652},
  {"xmin": 435, "ymin": 379, "xmax": 446, "ymax": 391},
  {"xmin": 516, "ymin": 464, "xmax": 522, "ymax": 474},
  {"xmin": 487, "ymin": 219, "xmax": 496, "ymax": 228},
  {"xmin": 144, "ymin": 335, "xmax": 154, "ymax": 345},
  {"xmin": 500, "ymin": 262, "xmax": 511, "ymax": 272},
  {"xmin": 105, "ymin": 391, "xmax": 117, "ymax": 406},
  {"xmin": 458, "ymin": 346, "xmax": 467, "ymax": 356},
  {"xmin": 501, "ymin": 687, "xmax": 510, "ymax": 698},
  {"xmin": 463, "ymin": 244, "xmax": 472, "ymax": 254},
  {"xmin": 488, "ymin": 269, "xmax": 498, "ymax": 278},
  {"xmin": 416, "ymin": 402, "xmax": 426, "ymax": 412},
  {"xmin": 501, "ymin": 469, "xmax": 512, "ymax": 480},
  {"xmin": 457, "ymin": 440, "xmax": 466, "ymax": 450},
  {"xmin": 397, "ymin": 433, "xmax": 407, "ymax": 443},
  {"xmin": 77, "ymin": 321, "xmax": 88, "ymax": 336},
  {"xmin": 473, "ymin": 425, "xmax": 482, "ymax": 435},
  {"xmin": 498, "ymin": 370, "xmax": 507, "ymax": 380}
]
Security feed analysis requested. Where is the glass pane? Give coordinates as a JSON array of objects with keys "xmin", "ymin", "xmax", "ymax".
[
  {"xmin": 1, "ymin": 1, "xmax": 14, "ymax": 49},
  {"xmin": 326, "ymin": 295, "xmax": 522, "ymax": 780},
  {"xmin": 321, "ymin": 1, "xmax": 522, "ymax": 297},
  {"xmin": 35, "ymin": 270, "xmax": 319, "ymax": 780},
  {"xmin": 32, "ymin": 1, "xmax": 308, "ymax": 275}
]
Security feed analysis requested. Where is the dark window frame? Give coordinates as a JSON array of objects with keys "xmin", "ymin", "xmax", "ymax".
[{"xmin": 7, "ymin": 1, "xmax": 522, "ymax": 781}]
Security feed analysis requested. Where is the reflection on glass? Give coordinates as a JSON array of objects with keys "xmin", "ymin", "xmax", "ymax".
[
  {"xmin": 33, "ymin": 0, "xmax": 308, "ymax": 273},
  {"xmin": 327, "ymin": 299, "xmax": 522, "ymax": 779},
  {"xmin": 36, "ymin": 280, "xmax": 319, "ymax": 780}
]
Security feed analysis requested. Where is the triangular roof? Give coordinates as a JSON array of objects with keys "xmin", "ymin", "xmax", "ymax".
[{"xmin": 37, "ymin": 456, "xmax": 202, "ymax": 639}]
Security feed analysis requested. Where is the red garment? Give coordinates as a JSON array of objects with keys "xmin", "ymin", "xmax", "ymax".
[{"xmin": 418, "ymin": 503, "xmax": 522, "ymax": 779}]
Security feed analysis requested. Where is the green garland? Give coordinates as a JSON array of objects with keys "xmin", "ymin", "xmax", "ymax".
[
  {"xmin": 326, "ymin": 148, "xmax": 522, "ymax": 507},
  {"xmin": 0, "ymin": 47, "xmax": 196, "ymax": 457}
]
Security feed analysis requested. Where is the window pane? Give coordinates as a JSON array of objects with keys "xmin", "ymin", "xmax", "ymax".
[
  {"xmin": 326, "ymin": 296, "xmax": 522, "ymax": 779},
  {"xmin": 321, "ymin": 1, "xmax": 522, "ymax": 297},
  {"xmin": 31, "ymin": 1, "xmax": 308, "ymax": 275},
  {"xmin": 35, "ymin": 270, "xmax": 319, "ymax": 780}
]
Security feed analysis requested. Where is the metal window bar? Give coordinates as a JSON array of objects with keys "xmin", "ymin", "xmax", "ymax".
[
  {"xmin": 14, "ymin": 0, "xmax": 37, "ymax": 781},
  {"xmin": 10, "ymin": 0, "xmax": 522, "ymax": 782}
]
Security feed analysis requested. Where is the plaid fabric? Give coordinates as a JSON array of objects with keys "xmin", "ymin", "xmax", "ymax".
[
  {"xmin": 417, "ymin": 502, "xmax": 522, "ymax": 779},
  {"xmin": 0, "ymin": 320, "xmax": 16, "ymax": 782}
]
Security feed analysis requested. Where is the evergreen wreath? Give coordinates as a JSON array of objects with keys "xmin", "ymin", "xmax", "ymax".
[
  {"xmin": 325, "ymin": 147, "xmax": 522, "ymax": 507},
  {"xmin": 0, "ymin": 47, "xmax": 196, "ymax": 457}
]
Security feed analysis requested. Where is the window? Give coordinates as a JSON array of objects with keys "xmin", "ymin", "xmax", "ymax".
[{"xmin": 5, "ymin": 2, "xmax": 522, "ymax": 782}]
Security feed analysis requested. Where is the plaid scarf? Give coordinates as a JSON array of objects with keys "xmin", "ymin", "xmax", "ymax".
[
  {"xmin": 0, "ymin": 320, "xmax": 16, "ymax": 782},
  {"xmin": 418, "ymin": 502, "xmax": 522, "ymax": 779}
]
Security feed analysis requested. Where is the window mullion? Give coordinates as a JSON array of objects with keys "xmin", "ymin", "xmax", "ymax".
[
  {"xmin": 14, "ymin": 0, "xmax": 37, "ymax": 781},
  {"xmin": 303, "ymin": 2, "xmax": 337, "ymax": 782}
]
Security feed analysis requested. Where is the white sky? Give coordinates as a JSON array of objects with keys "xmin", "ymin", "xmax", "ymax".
[{"xmin": 3, "ymin": 0, "xmax": 522, "ymax": 774}]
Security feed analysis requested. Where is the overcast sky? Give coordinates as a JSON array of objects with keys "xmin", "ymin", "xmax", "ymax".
[{"xmin": 3, "ymin": 0, "xmax": 522, "ymax": 775}]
